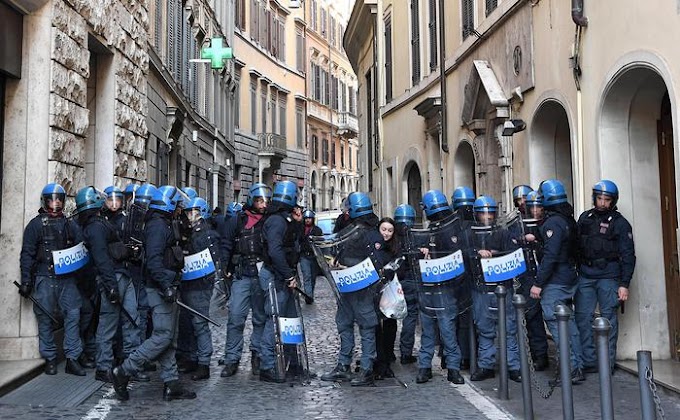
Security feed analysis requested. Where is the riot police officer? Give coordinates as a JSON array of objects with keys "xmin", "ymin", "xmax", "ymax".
[
  {"xmin": 415, "ymin": 190, "xmax": 465, "ymax": 385},
  {"xmin": 530, "ymin": 179, "xmax": 585, "ymax": 384},
  {"xmin": 512, "ymin": 185, "xmax": 533, "ymax": 215},
  {"xmin": 299, "ymin": 210, "xmax": 322, "ymax": 304},
  {"xmin": 179, "ymin": 197, "xmax": 220, "ymax": 380},
  {"xmin": 111, "ymin": 186, "xmax": 196, "ymax": 401},
  {"xmin": 218, "ymin": 183, "xmax": 270, "ymax": 377},
  {"xmin": 258, "ymin": 180, "xmax": 301, "ymax": 383},
  {"xmin": 469, "ymin": 196, "xmax": 521, "ymax": 383},
  {"xmin": 320, "ymin": 192, "xmax": 385, "ymax": 386},
  {"xmin": 74, "ymin": 186, "xmax": 141, "ymax": 383},
  {"xmin": 575, "ymin": 180, "xmax": 635, "ymax": 374},
  {"xmin": 226, "ymin": 202, "xmax": 244, "ymax": 218},
  {"xmin": 19, "ymin": 183, "xmax": 86, "ymax": 375},
  {"xmin": 102, "ymin": 186, "xmax": 126, "ymax": 234},
  {"xmin": 393, "ymin": 204, "xmax": 419, "ymax": 365}
]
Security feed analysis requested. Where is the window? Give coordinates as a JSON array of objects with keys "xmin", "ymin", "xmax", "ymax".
[
  {"xmin": 330, "ymin": 16, "xmax": 336, "ymax": 46},
  {"xmin": 321, "ymin": 8, "xmax": 327, "ymax": 37},
  {"xmin": 167, "ymin": 0, "xmax": 182, "ymax": 83},
  {"xmin": 279, "ymin": 94, "xmax": 287, "ymax": 136},
  {"xmin": 384, "ymin": 15, "xmax": 393, "ymax": 102},
  {"xmin": 331, "ymin": 140, "xmax": 336, "ymax": 166},
  {"xmin": 296, "ymin": 102, "xmax": 304, "ymax": 148},
  {"xmin": 348, "ymin": 145, "xmax": 353, "ymax": 169},
  {"xmin": 251, "ymin": 0, "xmax": 259, "ymax": 40},
  {"xmin": 271, "ymin": 90, "xmax": 277, "ymax": 134},
  {"xmin": 235, "ymin": 0, "xmax": 246, "ymax": 30},
  {"xmin": 234, "ymin": 74, "xmax": 241, "ymax": 129},
  {"xmin": 153, "ymin": 0, "xmax": 163, "ymax": 52},
  {"xmin": 340, "ymin": 81, "xmax": 347, "ymax": 112},
  {"xmin": 311, "ymin": 0, "xmax": 317, "ymax": 31},
  {"xmin": 410, "ymin": 0, "xmax": 421, "ymax": 85},
  {"xmin": 261, "ymin": 87, "xmax": 267, "ymax": 133},
  {"xmin": 331, "ymin": 75, "xmax": 338, "ymax": 110},
  {"xmin": 323, "ymin": 69, "xmax": 330, "ymax": 106},
  {"xmin": 250, "ymin": 80, "xmax": 257, "ymax": 134},
  {"xmin": 312, "ymin": 135, "xmax": 319, "ymax": 161},
  {"xmin": 340, "ymin": 142, "xmax": 345, "ymax": 168},
  {"xmin": 312, "ymin": 63, "xmax": 321, "ymax": 101},
  {"xmin": 349, "ymin": 88, "xmax": 356, "ymax": 115},
  {"xmin": 296, "ymin": 26, "xmax": 305, "ymax": 72},
  {"xmin": 428, "ymin": 0, "xmax": 438, "ymax": 71},
  {"xmin": 486, "ymin": 0, "xmax": 497, "ymax": 16},
  {"xmin": 322, "ymin": 138, "xmax": 329, "ymax": 165},
  {"xmin": 462, "ymin": 0, "xmax": 475, "ymax": 39}
]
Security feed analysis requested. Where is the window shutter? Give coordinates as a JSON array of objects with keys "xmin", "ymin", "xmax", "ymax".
[
  {"xmin": 154, "ymin": 0, "xmax": 162, "ymax": 51},
  {"xmin": 462, "ymin": 0, "xmax": 475, "ymax": 39},
  {"xmin": 384, "ymin": 18, "xmax": 393, "ymax": 102},
  {"xmin": 486, "ymin": 0, "xmax": 498, "ymax": 16},
  {"xmin": 410, "ymin": 0, "xmax": 421, "ymax": 85},
  {"xmin": 251, "ymin": 0, "xmax": 258, "ymax": 40},
  {"xmin": 428, "ymin": 0, "xmax": 437, "ymax": 71},
  {"xmin": 167, "ymin": 0, "xmax": 175, "ymax": 71},
  {"xmin": 279, "ymin": 20, "xmax": 285, "ymax": 60}
]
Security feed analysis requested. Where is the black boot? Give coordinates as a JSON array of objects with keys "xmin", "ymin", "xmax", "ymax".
[
  {"xmin": 65, "ymin": 358, "xmax": 86, "ymax": 376},
  {"xmin": 549, "ymin": 368, "xmax": 586, "ymax": 386},
  {"xmin": 78, "ymin": 354, "xmax": 96, "ymax": 369},
  {"xmin": 400, "ymin": 355, "xmax": 417, "ymax": 365},
  {"xmin": 259, "ymin": 368, "xmax": 285, "ymax": 383},
  {"xmin": 251, "ymin": 351, "xmax": 260, "ymax": 375},
  {"xmin": 447, "ymin": 369, "xmax": 464, "ymax": 384},
  {"xmin": 350, "ymin": 369, "xmax": 374, "ymax": 387},
  {"xmin": 192, "ymin": 364, "xmax": 210, "ymax": 381},
  {"xmin": 44, "ymin": 359, "xmax": 57, "ymax": 375},
  {"xmin": 178, "ymin": 360, "xmax": 198, "ymax": 374},
  {"xmin": 111, "ymin": 366, "xmax": 130, "ymax": 401},
  {"xmin": 534, "ymin": 354, "xmax": 550, "ymax": 371},
  {"xmin": 508, "ymin": 370, "xmax": 522, "ymax": 383},
  {"xmin": 416, "ymin": 368, "xmax": 433, "ymax": 384},
  {"xmin": 142, "ymin": 361, "xmax": 157, "ymax": 372},
  {"xmin": 470, "ymin": 367, "xmax": 495, "ymax": 381},
  {"xmin": 320, "ymin": 363, "xmax": 352, "ymax": 382},
  {"xmin": 220, "ymin": 363, "xmax": 238, "ymax": 377},
  {"xmin": 95, "ymin": 370, "xmax": 111, "ymax": 383},
  {"xmin": 129, "ymin": 371, "xmax": 151, "ymax": 382},
  {"xmin": 163, "ymin": 380, "xmax": 197, "ymax": 401}
]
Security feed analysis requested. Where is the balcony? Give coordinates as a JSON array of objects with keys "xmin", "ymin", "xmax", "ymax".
[
  {"xmin": 337, "ymin": 112, "xmax": 359, "ymax": 138},
  {"xmin": 258, "ymin": 133, "xmax": 288, "ymax": 159}
]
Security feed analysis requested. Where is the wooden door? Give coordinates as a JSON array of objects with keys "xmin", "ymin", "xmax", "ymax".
[{"xmin": 658, "ymin": 92, "xmax": 680, "ymax": 360}]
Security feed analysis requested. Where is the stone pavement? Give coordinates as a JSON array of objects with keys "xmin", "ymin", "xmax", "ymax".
[{"xmin": 2, "ymin": 277, "xmax": 680, "ymax": 419}]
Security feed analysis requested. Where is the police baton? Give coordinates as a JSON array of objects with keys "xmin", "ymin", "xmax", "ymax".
[
  {"xmin": 13, "ymin": 281, "xmax": 60, "ymax": 326},
  {"xmin": 118, "ymin": 304, "xmax": 139, "ymax": 329},
  {"xmin": 177, "ymin": 300, "xmax": 222, "ymax": 328}
]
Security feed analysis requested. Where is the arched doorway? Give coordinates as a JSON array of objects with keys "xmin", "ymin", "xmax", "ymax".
[
  {"xmin": 599, "ymin": 66, "xmax": 676, "ymax": 359},
  {"xmin": 404, "ymin": 162, "xmax": 423, "ymax": 224},
  {"xmin": 530, "ymin": 100, "xmax": 574, "ymax": 201},
  {"xmin": 454, "ymin": 141, "xmax": 476, "ymax": 193}
]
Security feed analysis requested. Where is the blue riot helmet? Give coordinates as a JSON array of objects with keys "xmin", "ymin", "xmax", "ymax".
[
  {"xmin": 124, "ymin": 183, "xmax": 139, "ymax": 197},
  {"xmin": 103, "ymin": 186, "xmax": 124, "ymax": 212},
  {"xmin": 74, "ymin": 186, "xmax": 106, "ymax": 215},
  {"xmin": 473, "ymin": 196, "xmax": 498, "ymax": 226},
  {"xmin": 592, "ymin": 179, "xmax": 619, "ymax": 209},
  {"xmin": 302, "ymin": 209, "xmax": 316, "ymax": 220},
  {"xmin": 394, "ymin": 204, "xmax": 416, "ymax": 227},
  {"xmin": 451, "ymin": 186, "xmax": 475, "ymax": 210},
  {"xmin": 133, "ymin": 184, "xmax": 157, "ymax": 208},
  {"xmin": 185, "ymin": 197, "xmax": 210, "ymax": 223},
  {"xmin": 525, "ymin": 190, "xmax": 544, "ymax": 220},
  {"xmin": 512, "ymin": 184, "xmax": 533, "ymax": 210},
  {"xmin": 182, "ymin": 187, "xmax": 198, "ymax": 200},
  {"xmin": 421, "ymin": 190, "xmax": 450, "ymax": 219},
  {"xmin": 539, "ymin": 179, "xmax": 568, "ymax": 208},
  {"xmin": 226, "ymin": 201, "xmax": 243, "ymax": 217},
  {"xmin": 41, "ymin": 183, "xmax": 66, "ymax": 212},
  {"xmin": 149, "ymin": 185, "xmax": 188, "ymax": 213},
  {"xmin": 347, "ymin": 192, "xmax": 373, "ymax": 219},
  {"xmin": 272, "ymin": 180, "xmax": 298, "ymax": 207},
  {"xmin": 246, "ymin": 183, "xmax": 272, "ymax": 208}
]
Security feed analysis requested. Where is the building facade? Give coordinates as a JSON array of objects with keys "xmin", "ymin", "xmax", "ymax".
[
  {"xmin": 345, "ymin": 0, "xmax": 680, "ymax": 362},
  {"xmin": 304, "ymin": 0, "xmax": 359, "ymax": 211}
]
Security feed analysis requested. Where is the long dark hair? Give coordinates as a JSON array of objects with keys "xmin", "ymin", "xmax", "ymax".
[{"xmin": 378, "ymin": 217, "xmax": 400, "ymax": 256}]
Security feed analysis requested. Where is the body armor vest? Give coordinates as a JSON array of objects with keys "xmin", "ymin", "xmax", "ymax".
[{"xmin": 579, "ymin": 211, "xmax": 620, "ymax": 263}]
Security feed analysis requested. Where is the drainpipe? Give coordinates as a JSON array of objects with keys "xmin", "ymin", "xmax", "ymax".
[
  {"xmin": 572, "ymin": 0, "xmax": 587, "ymax": 214},
  {"xmin": 373, "ymin": 9, "xmax": 383, "ymax": 214},
  {"xmin": 438, "ymin": 0, "xmax": 448, "ymax": 194}
]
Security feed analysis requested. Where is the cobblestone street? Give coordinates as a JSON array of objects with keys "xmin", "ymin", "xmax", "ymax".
[{"xmin": 3, "ymin": 278, "xmax": 680, "ymax": 419}]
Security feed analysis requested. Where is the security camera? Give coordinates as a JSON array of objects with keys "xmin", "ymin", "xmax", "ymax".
[
  {"xmin": 502, "ymin": 119, "xmax": 527, "ymax": 136},
  {"xmin": 192, "ymin": 130, "xmax": 198, "ymax": 143}
]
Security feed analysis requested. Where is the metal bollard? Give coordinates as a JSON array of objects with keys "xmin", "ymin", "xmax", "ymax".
[
  {"xmin": 513, "ymin": 294, "xmax": 534, "ymax": 420},
  {"xmin": 555, "ymin": 304, "xmax": 575, "ymax": 420},
  {"xmin": 495, "ymin": 285, "xmax": 509, "ymax": 400},
  {"xmin": 637, "ymin": 350, "xmax": 656, "ymax": 420},
  {"xmin": 469, "ymin": 310, "xmax": 477, "ymax": 377},
  {"xmin": 593, "ymin": 317, "xmax": 614, "ymax": 420}
]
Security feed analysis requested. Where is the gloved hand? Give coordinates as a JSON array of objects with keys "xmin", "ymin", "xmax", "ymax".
[
  {"xmin": 18, "ymin": 282, "xmax": 33, "ymax": 298},
  {"xmin": 285, "ymin": 276, "xmax": 297, "ymax": 289},
  {"xmin": 106, "ymin": 288, "xmax": 121, "ymax": 304},
  {"xmin": 161, "ymin": 286, "xmax": 178, "ymax": 303}
]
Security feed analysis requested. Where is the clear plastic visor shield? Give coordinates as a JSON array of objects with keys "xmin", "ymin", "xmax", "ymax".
[
  {"xmin": 474, "ymin": 208, "xmax": 496, "ymax": 225},
  {"xmin": 184, "ymin": 207, "xmax": 203, "ymax": 223},
  {"xmin": 174, "ymin": 189, "xmax": 191, "ymax": 210},
  {"xmin": 106, "ymin": 192, "xmax": 124, "ymax": 210},
  {"xmin": 42, "ymin": 193, "xmax": 65, "ymax": 210}
]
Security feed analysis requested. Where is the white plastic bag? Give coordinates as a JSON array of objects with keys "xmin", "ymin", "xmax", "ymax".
[{"xmin": 379, "ymin": 275, "xmax": 407, "ymax": 319}]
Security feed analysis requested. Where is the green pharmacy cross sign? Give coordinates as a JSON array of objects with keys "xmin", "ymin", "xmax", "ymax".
[{"xmin": 201, "ymin": 38, "xmax": 233, "ymax": 70}]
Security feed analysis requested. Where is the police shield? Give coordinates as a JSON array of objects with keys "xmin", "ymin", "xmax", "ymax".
[
  {"xmin": 410, "ymin": 214, "xmax": 470, "ymax": 313},
  {"xmin": 470, "ymin": 210, "xmax": 527, "ymax": 288},
  {"xmin": 311, "ymin": 224, "xmax": 381, "ymax": 302},
  {"xmin": 123, "ymin": 203, "xmax": 147, "ymax": 247}
]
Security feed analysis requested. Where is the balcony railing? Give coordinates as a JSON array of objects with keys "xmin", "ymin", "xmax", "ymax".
[
  {"xmin": 337, "ymin": 112, "xmax": 359, "ymax": 135},
  {"xmin": 258, "ymin": 133, "xmax": 287, "ymax": 158}
]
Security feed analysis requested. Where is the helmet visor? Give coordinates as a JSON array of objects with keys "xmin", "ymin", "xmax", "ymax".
[{"xmin": 43, "ymin": 193, "xmax": 66, "ymax": 212}]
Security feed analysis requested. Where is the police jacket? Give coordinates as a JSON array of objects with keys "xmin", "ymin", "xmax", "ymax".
[
  {"xmin": 263, "ymin": 207, "xmax": 300, "ymax": 282},
  {"xmin": 181, "ymin": 219, "xmax": 221, "ymax": 289},
  {"xmin": 20, "ymin": 210, "xmax": 82, "ymax": 283},
  {"xmin": 577, "ymin": 209, "xmax": 636, "ymax": 288},
  {"xmin": 336, "ymin": 214, "xmax": 386, "ymax": 270},
  {"xmin": 300, "ymin": 224, "xmax": 322, "ymax": 257},
  {"xmin": 396, "ymin": 223, "xmax": 418, "ymax": 281},
  {"xmin": 218, "ymin": 209, "xmax": 266, "ymax": 277},
  {"xmin": 333, "ymin": 212, "xmax": 352, "ymax": 233},
  {"xmin": 81, "ymin": 212, "xmax": 129, "ymax": 291},
  {"xmin": 535, "ymin": 211, "xmax": 577, "ymax": 288},
  {"xmin": 103, "ymin": 209, "xmax": 126, "ymax": 238},
  {"xmin": 144, "ymin": 210, "xmax": 182, "ymax": 291}
]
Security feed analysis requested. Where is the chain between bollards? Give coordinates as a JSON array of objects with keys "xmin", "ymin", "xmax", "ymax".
[
  {"xmin": 513, "ymin": 293, "xmax": 534, "ymax": 420},
  {"xmin": 555, "ymin": 304, "xmax": 575, "ymax": 420},
  {"xmin": 593, "ymin": 317, "xmax": 614, "ymax": 420},
  {"xmin": 495, "ymin": 285, "xmax": 509, "ymax": 400}
]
